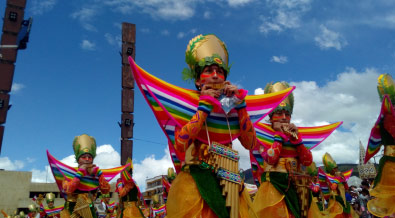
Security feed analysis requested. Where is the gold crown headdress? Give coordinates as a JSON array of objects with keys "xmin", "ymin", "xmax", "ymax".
[
  {"xmin": 322, "ymin": 152, "xmax": 337, "ymax": 173},
  {"xmin": 264, "ymin": 82, "xmax": 294, "ymax": 115},
  {"xmin": 182, "ymin": 34, "xmax": 230, "ymax": 81},
  {"xmin": 28, "ymin": 204, "xmax": 36, "ymax": 212},
  {"xmin": 73, "ymin": 134, "xmax": 97, "ymax": 161},
  {"xmin": 377, "ymin": 73, "xmax": 395, "ymax": 105},
  {"xmin": 45, "ymin": 192, "xmax": 55, "ymax": 204}
]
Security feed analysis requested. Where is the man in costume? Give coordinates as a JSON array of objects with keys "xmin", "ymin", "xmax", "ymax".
[
  {"xmin": 27, "ymin": 205, "xmax": 39, "ymax": 218},
  {"xmin": 115, "ymin": 159, "xmax": 145, "ymax": 218},
  {"xmin": 47, "ymin": 134, "xmax": 128, "ymax": 218},
  {"xmin": 128, "ymin": 34, "xmax": 296, "ymax": 218},
  {"xmin": 364, "ymin": 73, "xmax": 395, "ymax": 217},
  {"xmin": 43, "ymin": 193, "xmax": 62, "ymax": 218},
  {"xmin": 168, "ymin": 34, "xmax": 259, "ymax": 218},
  {"xmin": 320, "ymin": 153, "xmax": 357, "ymax": 218},
  {"xmin": 252, "ymin": 81, "xmax": 313, "ymax": 218}
]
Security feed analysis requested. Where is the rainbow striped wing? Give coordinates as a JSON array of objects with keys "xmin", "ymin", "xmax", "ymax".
[
  {"xmin": 318, "ymin": 167, "xmax": 331, "ymax": 200},
  {"xmin": 47, "ymin": 151, "xmax": 128, "ymax": 197},
  {"xmin": 153, "ymin": 204, "xmax": 166, "ymax": 216},
  {"xmin": 250, "ymin": 122, "xmax": 342, "ymax": 186},
  {"xmin": 120, "ymin": 170, "xmax": 148, "ymax": 209},
  {"xmin": 129, "ymin": 57, "xmax": 294, "ymax": 173},
  {"xmin": 365, "ymin": 95, "xmax": 394, "ymax": 163},
  {"xmin": 44, "ymin": 205, "xmax": 63, "ymax": 216}
]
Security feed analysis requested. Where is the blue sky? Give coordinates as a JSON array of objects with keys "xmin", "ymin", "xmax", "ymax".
[{"xmin": 0, "ymin": 0, "xmax": 394, "ymax": 189}]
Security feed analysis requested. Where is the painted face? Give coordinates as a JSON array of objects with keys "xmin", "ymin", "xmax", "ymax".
[
  {"xmin": 196, "ymin": 64, "xmax": 225, "ymax": 88},
  {"xmin": 48, "ymin": 201, "xmax": 54, "ymax": 208},
  {"xmin": 78, "ymin": 153, "xmax": 93, "ymax": 165},
  {"xmin": 270, "ymin": 110, "xmax": 291, "ymax": 124}
]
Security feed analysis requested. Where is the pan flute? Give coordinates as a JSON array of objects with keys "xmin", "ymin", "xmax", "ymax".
[{"xmin": 205, "ymin": 142, "xmax": 241, "ymax": 218}]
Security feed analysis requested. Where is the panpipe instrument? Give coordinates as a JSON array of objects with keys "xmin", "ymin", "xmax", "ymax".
[
  {"xmin": 205, "ymin": 142, "xmax": 241, "ymax": 218},
  {"xmin": 207, "ymin": 83, "xmax": 225, "ymax": 90},
  {"xmin": 70, "ymin": 194, "xmax": 94, "ymax": 218},
  {"xmin": 281, "ymin": 125, "xmax": 298, "ymax": 139},
  {"xmin": 288, "ymin": 163, "xmax": 310, "ymax": 218}
]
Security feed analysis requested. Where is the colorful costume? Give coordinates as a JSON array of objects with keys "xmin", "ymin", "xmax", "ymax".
[
  {"xmin": 129, "ymin": 34, "xmax": 295, "ymax": 218},
  {"xmin": 252, "ymin": 82, "xmax": 340, "ymax": 218},
  {"xmin": 42, "ymin": 193, "xmax": 62, "ymax": 218},
  {"xmin": 319, "ymin": 153, "xmax": 357, "ymax": 218},
  {"xmin": 365, "ymin": 74, "xmax": 395, "ymax": 217},
  {"xmin": 116, "ymin": 159, "xmax": 146, "ymax": 218},
  {"xmin": 27, "ymin": 204, "xmax": 39, "ymax": 218},
  {"xmin": 47, "ymin": 134, "xmax": 129, "ymax": 218}
]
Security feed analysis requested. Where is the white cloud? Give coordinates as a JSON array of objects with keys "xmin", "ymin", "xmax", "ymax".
[
  {"xmin": 141, "ymin": 28, "xmax": 150, "ymax": 33},
  {"xmin": 233, "ymin": 139, "xmax": 253, "ymax": 171},
  {"xmin": 254, "ymin": 88, "xmax": 265, "ymax": 95},
  {"xmin": 81, "ymin": 40, "xmax": 96, "ymax": 51},
  {"xmin": 227, "ymin": 0, "xmax": 253, "ymax": 7},
  {"xmin": 70, "ymin": 7, "xmax": 99, "ymax": 32},
  {"xmin": 133, "ymin": 149, "xmax": 173, "ymax": 191},
  {"xmin": 254, "ymin": 68, "xmax": 381, "ymax": 166},
  {"xmin": 270, "ymin": 55, "xmax": 288, "ymax": 64},
  {"xmin": 0, "ymin": 157, "xmax": 24, "ymax": 170},
  {"xmin": 161, "ymin": 30, "xmax": 170, "ymax": 36},
  {"xmin": 11, "ymin": 83, "xmax": 25, "ymax": 93},
  {"xmin": 107, "ymin": 0, "xmax": 196, "ymax": 20},
  {"xmin": 314, "ymin": 25, "xmax": 348, "ymax": 50},
  {"xmin": 259, "ymin": 0, "xmax": 312, "ymax": 34},
  {"xmin": 203, "ymin": 11, "xmax": 211, "ymax": 19},
  {"xmin": 177, "ymin": 32, "xmax": 186, "ymax": 39},
  {"xmin": 104, "ymin": 33, "xmax": 122, "ymax": 47},
  {"xmin": 30, "ymin": 0, "xmax": 57, "ymax": 15}
]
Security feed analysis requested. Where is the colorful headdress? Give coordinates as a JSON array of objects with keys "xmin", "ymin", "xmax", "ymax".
[
  {"xmin": 322, "ymin": 152, "xmax": 337, "ymax": 173},
  {"xmin": 19, "ymin": 211, "xmax": 25, "ymax": 218},
  {"xmin": 306, "ymin": 162, "xmax": 318, "ymax": 177},
  {"xmin": 73, "ymin": 134, "xmax": 96, "ymax": 161},
  {"xmin": 152, "ymin": 194, "xmax": 159, "ymax": 204},
  {"xmin": 126, "ymin": 157, "xmax": 133, "ymax": 173},
  {"xmin": 28, "ymin": 204, "xmax": 36, "ymax": 212},
  {"xmin": 264, "ymin": 82, "xmax": 294, "ymax": 115},
  {"xmin": 182, "ymin": 34, "xmax": 230, "ymax": 81},
  {"xmin": 167, "ymin": 167, "xmax": 176, "ymax": 180},
  {"xmin": 377, "ymin": 73, "xmax": 395, "ymax": 105},
  {"xmin": 45, "ymin": 192, "xmax": 55, "ymax": 203}
]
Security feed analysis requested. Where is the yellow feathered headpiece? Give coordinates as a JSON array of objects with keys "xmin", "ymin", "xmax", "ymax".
[
  {"xmin": 73, "ymin": 134, "xmax": 97, "ymax": 161},
  {"xmin": 322, "ymin": 152, "xmax": 337, "ymax": 173},
  {"xmin": 377, "ymin": 73, "xmax": 395, "ymax": 105}
]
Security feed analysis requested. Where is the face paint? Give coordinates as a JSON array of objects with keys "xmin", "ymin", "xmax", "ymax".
[
  {"xmin": 271, "ymin": 111, "xmax": 291, "ymax": 122},
  {"xmin": 200, "ymin": 71, "xmax": 225, "ymax": 80}
]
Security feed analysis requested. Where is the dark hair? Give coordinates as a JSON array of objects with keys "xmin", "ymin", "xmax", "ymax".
[
  {"xmin": 361, "ymin": 180, "xmax": 370, "ymax": 187},
  {"xmin": 361, "ymin": 189, "xmax": 370, "ymax": 196}
]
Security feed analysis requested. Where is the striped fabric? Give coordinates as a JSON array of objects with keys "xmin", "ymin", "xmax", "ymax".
[
  {"xmin": 317, "ymin": 167, "xmax": 353, "ymax": 199},
  {"xmin": 128, "ymin": 57, "xmax": 294, "ymax": 173},
  {"xmin": 44, "ymin": 205, "xmax": 63, "ymax": 216},
  {"xmin": 365, "ymin": 94, "xmax": 394, "ymax": 163},
  {"xmin": 47, "ymin": 151, "xmax": 129, "ymax": 195},
  {"xmin": 250, "ymin": 122, "xmax": 342, "ymax": 186},
  {"xmin": 120, "ymin": 170, "xmax": 148, "ymax": 209},
  {"xmin": 152, "ymin": 204, "xmax": 166, "ymax": 217}
]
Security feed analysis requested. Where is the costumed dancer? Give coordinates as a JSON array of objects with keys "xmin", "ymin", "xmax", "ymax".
[
  {"xmin": 168, "ymin": 34, "xmax": 258, "ymax": 218},
  {"xmin": 306, "ymin": 162, "xmax": 328, "ymax": 218},
  {"xmin": 47, "ymin": 134, "xmax": 129, "ymax": 218},
  {"xmin": 115, "ymin": 158, "xmax": 145, "ymax": 218},
  {"xmin": 43, "ymin": 193, "xmax": 62, "ymax": 218},
  {"xmin": 128, "ymin": 33, "xmax": 295, "ymax": 218},
  {"xmin": 252, "ymin": 82, "xmax": 313, "ymax": 218},
  {"xmin": 320, "ymin": 153, "xmax": 357, "ymax": 218},
  {"xmin": 365, "ymin": 73, "xmax": 395, "ymax": 217},
  {"xmin": 27, "ymin": 205, "xmax": 40, "ymax": 218},
  {"xmin": 161, "ymin": 168, "xmax": 175, "ymax": 203}
]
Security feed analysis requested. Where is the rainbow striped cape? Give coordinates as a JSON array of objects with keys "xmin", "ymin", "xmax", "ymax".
[
  {"xmin": 317, "ymin": 167, "xmax": 353, "ymax": 200},
  {"xmin": 119, "ymin": 170, "xmax": 148, "ymax": 209},
  {"xmin": 47, "ymin": 151, "xmax": 129, "ymax": 196},
  {"xmin": 44, "ymin": 205, "xmax": 63, "ymax": 216},
  {"xmin": 152, "ymin": 204, "xmax": 166, "ymax": 217},
  {"xmin": 250, "ymin": 122, "xmax": 342, "ymax": 185},
  {"xmin": 365, "ymin": 95, "xmax": 394, "ymax": 163},
  {"xmin": 129, "ymin": 57, "xmax": 294, "ymax": 172}
]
